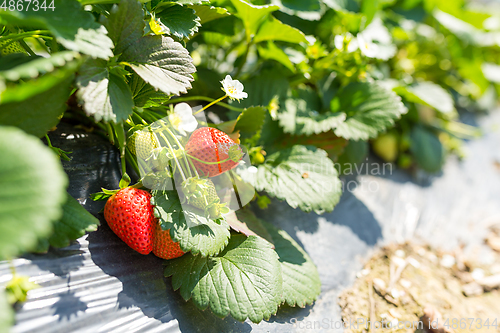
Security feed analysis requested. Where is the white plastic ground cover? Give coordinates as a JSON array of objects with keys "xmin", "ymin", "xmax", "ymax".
[{"xmin": 0, "ymin": 111, "xmax": 499, "ymax": 333}]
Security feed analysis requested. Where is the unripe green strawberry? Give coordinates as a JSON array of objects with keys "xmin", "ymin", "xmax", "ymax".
[
  {"xmin": 152, "ymin": 222, "xmax": 185, "ymax": 260},
  {"xmin": 372, "ymin": 132, "xmax": 399, "ymax": 162},
  {"xmin": 127, "ymin": 130, "xmax": 158, "ymax": 160},
  {"xmin": 104, "ymin": 188, "xmax": 154, "ymax": 255},
  {"xmin": 187, "ymin": 179, "xmax": 220, "ymax": 209},
  {"xmin": 185, "ymin": 127, "xmax": 243, "ymax": 177},
  {"xmin": 0, "ymin": 39, "xmax": 26, "ymax": 55}
]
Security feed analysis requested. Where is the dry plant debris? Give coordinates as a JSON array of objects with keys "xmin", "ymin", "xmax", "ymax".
[{"xmin": 339, "ymin": 238, "xmax": 500, "ymax": 333}]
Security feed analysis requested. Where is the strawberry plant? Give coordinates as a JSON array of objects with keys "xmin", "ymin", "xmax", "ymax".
[{"xmin": 0, "ymin": 0, "xmax": 499, "ymax": 330}]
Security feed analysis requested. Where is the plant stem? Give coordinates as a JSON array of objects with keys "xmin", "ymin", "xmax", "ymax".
[
  {"xmin": 234, "ymin": 42, "xmax": 251, "ymax": 78},
  {"xmin": 125, "ymin": 147, "xmax": 140, "ymax": 177},
  {"xmin": 44, "ymin": 134, "xmax": 53, "ymax": 148},
  {"xmin": 165, "ymin": 96, "xmax": 244, "ymax": 112},
  {"xmin": 105, "ymin": 123, "xmax": 115, "ymax": 145},
  {"xmin": 18, "ymin": 39, "xmax": 36, "ymax": 56},
  {"xmin": 164, "ymin": 126, "xmax": 193, "ymax": 178},
  {"xmin": 194, "ymin": 95, "xmax": 228, "ymax": 115},
  {"xmin": 154, "ymin": 131, "xmax": 186, "ymax": 181},
  {"xmin": 2, "ymin": 30, "xmax": 51, "ymax": 39},
  {"xmin": 187, "ymin": 153, "xmax": 231, "ymax": 165}
]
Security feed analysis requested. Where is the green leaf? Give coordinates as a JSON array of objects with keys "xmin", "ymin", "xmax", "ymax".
[
  {"xmin": 165, "ymin": 234, "xmax": 283, "ymax": 323},
  {"xmin": 259, "ymin": 217, "xmax": 320, "ymax": 307},
  {"xmin": 0, "ymin": 75, "xmax": 73, "ymax": 137},
  {"xmin": 254, "ymin": 16, "xmax": 307, "ymax": 44},
  {"xmin": 332, "ymin": 82, "xmax": 408, "ymax": 140},
  {"xmin": 322, "ymin": 0, "xmax": 360, "ymax": 11},
  {"xmin": 121, "ymin": 35, "xmax": 196, "ymax": 96},
  {"xmin": 0, "ymin": 59, "xmax": 79, "ymax": 105},
  {"xmin": 229, "ymin": 0, "xmax": 279, "ymax": 41},
  {"xmin": 157, "ymin": 4, "xmax": 201, "ymax": 39},
  {"xmin": 0, "ymin": 0, "xmax": 113, "ymax": 59},
  {"xmin": 0, "ymin": 53, "xmax": 33, "ymax": 71},
  {"xmin": 151, "ymin": 191, "xmax": 230, "ymax": 257},
  {"xmin": 238, "ymin": 145, "xmax": 342, "ymax": 214},
  {"xmin": 0, "ymin": 289, "xmax": 13, "ymax": 332},
  {"xmin": 189, "ymin": 4, "xmax": 230, "ymax": 24},
  {"xmin": 47, "ymin": 194, "xmax": 100, "ymax": 248},
  {"xmin": 337, "ymin": 139, "xmax": 369, "ymax": 171},
  {"xmin": 175, "ymin": 0, "xmax": 210, "ymax": 4},
  {"xmin": 361, "ymin": 0, "xmax": 380, "ymax": 26},
  {"xmin": 233, "ymin": 106, "xmax": 266, "ymax": 135},
  {"xmin": 101, "ymin": 0, "xmax": 145, "ymax": 55},
  {"xmin": 410, "ymin": 126, "xmax": 445, "ymax": 173},
  {"xmin": 0, "ymin": 51, "xmax": 80, "ymax": 81},
  {"xmin": 229, "ymin": 210, "xmax": 273, "ymax": 243},
  {"xmin": 76, "ymin": 58, "xmax": 134, "ymax": 123},
  {"xmin": 257, "ymin": 41, "xmax": 295, "ymax": 72},
  {"xmin": 238, "ymin": 70, "xmax": 289, "ymax": 109},
  {"xmin": 395, "ymin": 82, "xmax": 455, "ymax": 114},
  {"xmin": 0, "ymin": 126, "xmax": 67, "ymax": 259},
  {"xmin": 278, "ymin": 87, "xmax": 346, "ymax": 136},
  {"xmin": 278, "ymin": 132, "xmax": 347, "ymax": 160},
  {"xmin": 129, "ymin": 74, "xmax": 170, "ymax": 108}
]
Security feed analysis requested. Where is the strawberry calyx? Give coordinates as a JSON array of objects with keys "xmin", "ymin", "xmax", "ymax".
[
  {"xmin": 205, "ymin": 201, "xmax": 230, "ymax": 220},
  {"xmin": 228, "ymin": 145, "xmax": 244, "ymax": 163}
]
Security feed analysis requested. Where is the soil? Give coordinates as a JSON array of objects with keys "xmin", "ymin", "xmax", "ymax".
[{"xmin": 339, "ymin": 224, "xmax": 500, "ymax": 333}]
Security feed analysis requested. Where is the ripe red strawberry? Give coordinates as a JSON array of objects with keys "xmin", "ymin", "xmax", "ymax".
[
  {"xmin": 152, "ymin": 223, "xmax": 185, "ymax": 260},
  {"xmin": 185, "ymin": 127, "xmax": 243, "ymax": 177},
  {"xmin": 104, "ymin": 188, "xmax": 154, "ymax": 255}
]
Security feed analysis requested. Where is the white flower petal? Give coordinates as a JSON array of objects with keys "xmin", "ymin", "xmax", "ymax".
[
  {"xmin": 174, "ymin": 102, "xmax": 193, "ymax": 117},
  {"xmin": 179, "ymin": 116, "xmax": 198, "ymax": 133}
]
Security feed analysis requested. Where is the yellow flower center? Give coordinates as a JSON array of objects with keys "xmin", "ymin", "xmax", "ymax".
[
  {"xmin": 227, "ymin": 86, "xmax": 237, "ymax": 95},
  {"xmin": 169, "ymin": 114, "xmax": 182, "ymax": 128}
]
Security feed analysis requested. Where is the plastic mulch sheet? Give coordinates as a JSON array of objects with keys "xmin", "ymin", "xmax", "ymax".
[{"xmin": 1, "ymin": 111, "xmax": 499, "ymax": 333}]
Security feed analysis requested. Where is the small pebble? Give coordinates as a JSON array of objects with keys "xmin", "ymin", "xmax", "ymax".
[
  {"xmin": 395, "ymin": 249, "xmax": 406, "ymax": 258},
  {"xmin": 400, "ymin": 279, "xmax": 412, "ymax": 288},
  {"xmin": 471, "ymin": 268, "xmax": 485, "ymax": 281},
  {"xmin": 408, "ymin": 257, "xmax": 421, "ymax": 269},
  {"xmin": 441, "ymin": 254, "xmax": 456, "ymax": 268}
]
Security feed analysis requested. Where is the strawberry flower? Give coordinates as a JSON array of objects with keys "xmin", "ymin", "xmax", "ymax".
[
  {"xmin": 357, "ymin": 33, "xmax": 379, "ymax": 58},
  {"xmin": 221, "ymin": 75, "xmax": 248, "ymax": 101},
  {"xmin": 334, "ymin": 33, "xmax": 358, "ymax": 53},
  {"xmin": 168, "ymin": 103, "xmax": 198, "ymax": 136}
]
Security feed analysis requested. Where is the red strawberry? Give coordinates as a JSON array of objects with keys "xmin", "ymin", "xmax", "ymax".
[
  {"xmin": 104, "ymin": 188, "xmax": 154, "ymax": 255},
  {"xmin": 185, "ymin": 127, "xmax": 243, "ymax": 177},
  {"xmin": 152, "ymin": 223, "xmax": 185, "ymax": 259}
]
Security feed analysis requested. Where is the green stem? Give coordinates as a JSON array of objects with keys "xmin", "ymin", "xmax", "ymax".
[
  {"xmin": 165, "ymin": 96, "xmax": 244, "ymax": 112},
  {"xmin": 18, "ymin": 39, "xmax": 36, "ymax": 56},
  {"xmin": 187, "ymin": 153, "xmax": 231, "ymax": 165},
  {"xmin": 125, "ymin": 147, "xmax": 140, "ymax": 177},
  {"xmin": 2, "ymin": 30, "xmax": 51, "ymax": 40},
  {"xmin": 105, "ymin": 123, "xmax": 115, "ymax": 145},
  {"xmin": 194, "ymin": 95, "xmax": 228, "ymax": 115},
  {"xmin": 44, "ymin": 134, "xmax": 53, "ymax": 148},
  {"xmin": 187, "ymin": 156, "xmax": 200, "ymax": 178},
  {"xmin": 159, "ymin": 132, "xmax": 190, "ymax": 179},
  {"xmin": 234, "ymin": 42, "xmax": 251, "ymax": 78},
  {"xmin": 153, "ymin": 131, "xmax": 186, "ymax": 181},
  {"xmin": 164, "ymin": 126, "xmax": 193, "ymax": 178}
]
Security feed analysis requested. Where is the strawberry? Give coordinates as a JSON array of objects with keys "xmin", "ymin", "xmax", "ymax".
[
  {"xmin": 185, "ymin": 179, "xmax": 220, "ymax": 209},
  {"xmin": 182, "ymin": 178, "xmax": 229, "ymax": 219},
  {"xmin": 185, "ymin": 127, "xmax": 243, "ymax": 177},
  {"xmin": 104, "ymin": 188, "xmax": 154, "ymax": 255},
  {"xmin": 152, "ymin": 222, "xmax": 185, "ymax": 260},
  {"xmin": 0, "ymin": 39, "xmax": 26, "ymax": 56},
  {"xmin": 127, "ymin": 130, "xmax": 158, "ymax": 160}
]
